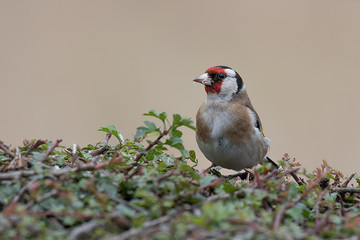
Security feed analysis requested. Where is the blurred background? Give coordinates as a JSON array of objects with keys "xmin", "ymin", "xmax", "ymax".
[{"xmin": 1, "ymin": 1, "xmax": 360, "ymax": 175}]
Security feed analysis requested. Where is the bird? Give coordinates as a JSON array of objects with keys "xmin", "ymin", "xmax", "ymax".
[{"xmin": 193, "ymin": 65, "xmax": 277, "ymax": 173}]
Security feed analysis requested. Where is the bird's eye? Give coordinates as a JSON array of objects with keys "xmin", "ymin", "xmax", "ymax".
[{"xmin": 217, "ymin": 73, "xmax": 226, "ymax": 79}]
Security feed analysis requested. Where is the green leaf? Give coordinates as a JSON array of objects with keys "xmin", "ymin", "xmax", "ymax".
[
  {"xmin": 134, "ymin": 126, "xmax": 151, "ymax": 140},
  {"xmin": 98, "ymin": 125, "xmax": 124, "ymax": 144},
  {"xmin": 144, "ymin": 109, "xmax": 159, "ymax": 118},
  {"xmin": 171, "ymin": 129, "xmax": 183, "ymax": 138},
  {"xmin": 286, "ymin": 203, "xmax": 305, "ymax": 220},
  {"xmin": 159, "ymin": 112, "xmax": 167, "ymax": 121},
  {"xmin": 172, "ymin": 114, "xmax": 181, "ymax": 126},
  {"xmin": 189, "ymin": 150, "xmax": 196, "ymax": 160},
  {"xmin": 223, "ymin": 183, "xmax": 237, "ymax": 194},
  {"xmin": 144, "ymin": 121, "xmax": 157, "ymax": 132},
  {"xmin": 199, "ymin": 174, "xmax": 217, "ymax": 187}
]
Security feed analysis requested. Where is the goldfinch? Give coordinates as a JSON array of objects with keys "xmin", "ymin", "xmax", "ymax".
[{"xmin": 193, "ymin": 66, "xmax": 276, "ymax": 171}]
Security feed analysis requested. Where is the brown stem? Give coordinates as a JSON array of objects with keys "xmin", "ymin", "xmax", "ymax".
[
  {"xmin": 106, "ymin": 208, "xmax": 181, "ymax": 240},
  {"xmin": 156, "ymin": 169, "xmax": 177, "ymax": 183},
  {"xmin": 89, "ymin": 145, "xmax": 109, "ymax": 157},
  {"xmin": 27, "ymin": 210, "xmax": 106, "ymax": 220},
  {"xmin": 0, "ymin": 161, "xmax": 99, "ymax": 181},
  {"xmin": 289, "ymin": 171, "xmax": 306, "ymax": 186},
  {"xmin": 314, "ymin": 190, "xmax": 327, "ymax": 223},
  {"xmin": 12, "ymin": 178, "xmax": 38, "ymax": 203},
  {"xmin": 134, "ymin": 130, "xmax": 168, "ymax": 163},
  {"xmin": 26, "ymin": 140, "xmax": 46, "ymax": 155},
  {"xmin": 39, "ymin": 139, "xmax": 62, "ymax": 162},
  {"xmin": 341, "ymin": 173, "xmax": 356, "ymax": 188},
  {"xmin": 199, "ymin": 178, "xmax": 222, "ymax": 190},
  {"xmin": 0, "ymin": 143, "xmax": 15, "ymax": 158},
  {"xmin": 25, "ymin": 189, "xmax": 58, "ymax": 209},
  {"xmin": 63, "ymin": 149, "xmax": 88, "ymax": 163},
  {"xmin": 331, "ymin": 187, "xmax": 360, "ymax": 194},
  {"xmin": 273, "ymin": 191, "xmax": 309, "ymax": 231}
]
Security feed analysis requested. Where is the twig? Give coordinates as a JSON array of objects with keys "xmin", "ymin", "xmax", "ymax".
[
  {"xmin": 26, "ymin": 140, "xmax": 46, "ymax": 155},
  {"xmin": 90, "ymin": 145, "xmax": 109, "ymax": 157},
  {"xmin": 25, "ymin": 189, "xmax": 58, "ymax": 209},
  {"xmin": 27, "ymin": 210, "xmax": 106, "ymax": 219},
  {"xmin": 0, "ymin": 169, "xmax": 36, "ymax": 180},
  {"xmin": 338, "ymin": 195, "xmax": 346, "ymax": 216},
  {"xmin": 124, "ymin": 130, "xmax": 169, "ymax": 179},
  {"xmin": 206, "ymin": 193, "xmax": 230, "ymax": 202},
  {"xmin": 0, "ymin": 143, "xmax": 15, "ymax": 158},
  {"xmin": 314, "ymin": 190, "xmax": 327, "ymax": 223},
  {"xmin": 253, "ymin": 170, "xmax": 262, "ymax": 189},
  {"xmin": 69, "ymin": 220, "xmax": 102, "ymax": 240},
  {"xmin": 331, "ymin": 187, "xmax": 360, "ymax": 194},
  {"xmin": 156, "ymin": 169, "xmax": 177, "ymax": 183},
  {"xmin": 63, "ymin": 149, "xmax": 88, "ymax": 163},
  {"xmin": 289, "ymin": 170, "xmax": 306, "ymax": 186},
  {"xmin": 133, "ymin": 130, "xmax": 168, "ymax": 163},
  {"xmin": 0, "ymin": 161, "xmax": 102, "ymax": 181},
  {"xmin": 11, "ymin": 178, "xmax": 38, "ymax": 203},
  {"xmin": 310, "ymin": 210, "xmax": 331, "ymax": 234},
  {"xmin": 6, "ymin": 147, "xmax": 28, "ymax": 170},
  {"xmin": 199, "ymin": 178, "xmax": 222, "ymax": 190},
  {"xmin": 273, "ymin": 191, "xmax": 308, "ymax": 231},
  {"xmin": 105, "ymin": 208, "xmax": 181, "ymax": 240},
  {"xmin": 345, "ymin": 202, "xmax": 360, "ymax": 212},
  {"xmin": 39, "ymin": 139, "xmax": 62, "ymax": 162},
  {"xmin": 124, "ymin": 166, "xmax": 143, "ymax": 180},
  {"xmin": 108, "ymin": 195, "xmax": 144, "ymax": 213},
  {"xmin": 341, "ymin": 173, "xmax": 356, "ymax": 188},
  {"xmin": 105, "ymin": 133, "xmax": 112, "ymax": 144}
]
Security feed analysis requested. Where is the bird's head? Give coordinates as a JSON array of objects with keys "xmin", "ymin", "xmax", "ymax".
[{"xmin": 193, "ymin": 66, "xmax": 243, "ymax": 100}]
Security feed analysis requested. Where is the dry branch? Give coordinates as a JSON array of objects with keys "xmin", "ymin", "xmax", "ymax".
[
  {"xmin": 0, "ymin": 143, "xmax": 15, "ymax": 158},
  {"xmin": 0, "ymin": 161, "xmax": 100, "ymax": 181},
  {"xmin": 39, "ymin": 139, "xmax": 62, "ymax": 162},
  {"xmin": 105, "ymin": 208, "xmax": 181, "ymax": 240},
  {"xmin": 341, "ymin": 173, "xmax": 356, "ymax": 188},
  {"xmin": 331, "ymin": 187, "xmax": 360, "ymax": 194}
]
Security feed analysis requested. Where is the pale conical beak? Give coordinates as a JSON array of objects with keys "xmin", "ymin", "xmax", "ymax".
[{"xmin": 193, "ymin": 73, "xmax": 213, "ymax": 86}]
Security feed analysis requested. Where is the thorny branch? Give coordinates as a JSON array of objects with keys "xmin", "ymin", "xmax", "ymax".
[
  {"xmin": 105, "ymin": 208, "xmax": 183, "ymax": 240},
  {"xmin": 134, "ymin": 130, "xmax": 169, "ymax": 163},
  {"xmin": 12, "ymin": 178, "xmax": 38, "ymax": 203},
  {"xmin": 272, "ymin": 191, "xmax": 309, "ymax": 231},
  {"xmin": 0, "ymin": 160, "xmax": 103, "ymax": 181},
  {"xmin": 25, "ymin": 189, "xmax": 58, "ymax": 209},
  {"xmin": 27, "ymin": 210, "xmax": 106, "ymax": 220},
  {"xmin": 331, "ymin": 187, "xmax": 360, "ymax": 194},
  {"xmin": 39, "ymin": 139, "xmax": 62, "ymax": 162},
  {"xmin": 26, "ymin": 139, "xmax": 46, "ymax": 155},
  {"xmin": 341, "ymin": 173, "xmax": 356, "ymax": 188},
  {"xmin": 124, "ymin": 130, "xmax": 169, "ymax": 179},
  {"xmin": 0, "ymin": 142, "xmax": 16, "ymax": 158}
]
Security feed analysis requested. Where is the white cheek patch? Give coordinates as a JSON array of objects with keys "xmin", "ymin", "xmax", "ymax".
[
  {"xmin": 224, "ymin": 69, "xmax": 236, "ymax": 78},
  {"xmin": 218, "ymin": 77, "xmax": 238, "ymax": 101}
]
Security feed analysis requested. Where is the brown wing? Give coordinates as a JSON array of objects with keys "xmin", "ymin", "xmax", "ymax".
[{"xmin": 233, "ymin": 90, "xmax": 265, "ymax": 136}]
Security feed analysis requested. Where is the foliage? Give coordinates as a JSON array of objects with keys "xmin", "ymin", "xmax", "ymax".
[{"xmin": 0, "ymin": 110, "xmax": 359, "ymax": 240}]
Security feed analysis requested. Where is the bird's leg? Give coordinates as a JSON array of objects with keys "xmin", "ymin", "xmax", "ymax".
[
  {"xmin": 200, "ymin": 163, "xmax": 217, "ymax": 176},
  {"xmin": 244, "ymin": 168, "xmax": 254, "ymax": 181}
]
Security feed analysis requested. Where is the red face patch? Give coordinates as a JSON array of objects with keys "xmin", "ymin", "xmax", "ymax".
[
  {"xmin": 204, "ymin": 66, "xmax": 226, "ymax": 94},
  {"xmin": 205, "ymin": 81, "xmax": 222, "ymax": 94},
  {"xmin": 205, "ymin": 66, "xmax": 227, "ymax": 75}
]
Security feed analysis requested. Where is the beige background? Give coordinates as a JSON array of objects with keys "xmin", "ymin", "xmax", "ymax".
[{"xmin": 1, "ymin": 1, "xmax": 360, "ymax": 175}]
